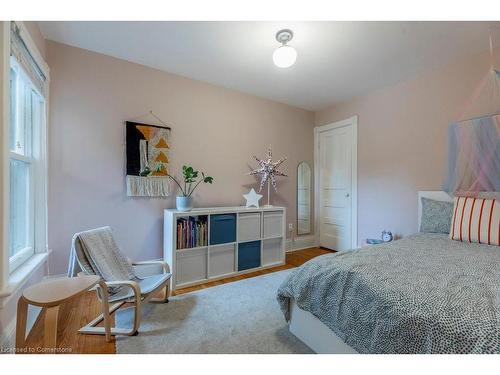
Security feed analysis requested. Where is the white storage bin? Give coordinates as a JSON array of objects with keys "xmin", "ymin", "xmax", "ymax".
[
  {"xmin": 209, "ymin": 244, "xmax": 236, "ymax": 278},
  {"xmin": 238, "ymin": 212, "xmax": 261, "ymax": 241},
  {"xmin": 263, "ymin": 211, "xmax": 284, "ymax": 238},
  {"xmin": 176, "ymin": 247, "xmax": 208, "ymax": 285},
  {"xmin": 262, "ymin": 238, "xmax": 283, "ymax": 266}
]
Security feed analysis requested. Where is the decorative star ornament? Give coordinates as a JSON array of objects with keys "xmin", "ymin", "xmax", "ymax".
[
  {"xmin": 248, "ymin": 146, "xmax": 287, "ymax": 192},
  {"xmin": 243, "ymin": 188, "xmax": 263, "ymax": 208}
]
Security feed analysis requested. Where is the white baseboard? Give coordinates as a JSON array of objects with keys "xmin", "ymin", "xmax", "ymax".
[{"xmin": 286, "ymin": 235, "xmax": 317, "ymax": 252}]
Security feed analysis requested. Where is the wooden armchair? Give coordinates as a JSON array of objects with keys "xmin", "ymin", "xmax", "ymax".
[{"xmin": 68, "ymin": 227, "xmax": 171, "ymax": 342}]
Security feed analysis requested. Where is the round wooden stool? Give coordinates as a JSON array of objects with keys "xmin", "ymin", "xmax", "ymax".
[{"xmin": 16, "ymin": 275, "xmax": 102, "ymax": 353}]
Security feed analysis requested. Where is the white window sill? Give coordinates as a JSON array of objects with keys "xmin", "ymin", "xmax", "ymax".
[{"xmin": 0, "ymin": 251, "xmax": 49, "ymax": 308}]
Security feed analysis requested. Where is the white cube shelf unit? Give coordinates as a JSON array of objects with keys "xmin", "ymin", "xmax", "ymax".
[{"xmin": 164, "ymin": 206, "xmax": 286, "ymax": 290}]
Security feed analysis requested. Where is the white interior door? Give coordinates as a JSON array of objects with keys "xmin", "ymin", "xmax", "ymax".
[{"xmin": 318, "ymin": 122, "xmax": 355, "ymax": 251}]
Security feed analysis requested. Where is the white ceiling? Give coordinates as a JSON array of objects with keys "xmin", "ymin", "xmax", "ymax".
[{"xmin": 38, "ymin": 21, "xmax": 500, "ymax": 111}]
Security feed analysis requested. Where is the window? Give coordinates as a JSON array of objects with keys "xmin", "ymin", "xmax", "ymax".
[{"xmin": 9, "ymin": 56, "xmax": 46, "ymax": 272}]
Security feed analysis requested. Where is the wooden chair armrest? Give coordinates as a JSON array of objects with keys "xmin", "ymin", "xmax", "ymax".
[
  {"xmin": 132, "ymin": 260, "xmax": 170, "ymax": 274},
  {"xmin": 95, "ymin": 280, "xmax": 141, "ymax": 339}
]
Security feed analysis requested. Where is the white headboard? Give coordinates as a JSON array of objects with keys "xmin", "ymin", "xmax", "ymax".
[{"xmin": 417, "ymin": 191, "xmax": 453, "ymax": 230}]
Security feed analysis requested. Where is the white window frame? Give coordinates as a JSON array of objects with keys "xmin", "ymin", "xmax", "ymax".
[
  {"xmin": 8, "ymin": 147, "xmax": 35, "ymax": 269},
  {"xmin": 0, "ymin": 21, "xmax": 50, "ymax": 305},
  {"xmin": 8, "ymin": 59, "xmax": 44, "ymax": 272}
]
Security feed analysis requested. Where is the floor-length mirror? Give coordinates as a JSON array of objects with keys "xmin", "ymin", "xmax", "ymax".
[{"xmin": 297, "ymin": 162, "xmax": 311, "ymax": 235}]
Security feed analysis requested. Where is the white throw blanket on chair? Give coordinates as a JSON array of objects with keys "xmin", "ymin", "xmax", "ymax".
[{"xmin": 68, "ymin": 226, "xmax": 135, "ymax": 282}]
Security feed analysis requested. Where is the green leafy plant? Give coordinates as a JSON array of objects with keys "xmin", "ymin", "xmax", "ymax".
[{"xmin": 167, "ymin": 165, "xmax": 214, "ymax": 197}]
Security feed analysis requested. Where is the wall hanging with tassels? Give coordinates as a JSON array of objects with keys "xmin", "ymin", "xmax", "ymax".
[{"xmin": 125, "ymin": 111, "xmax": 172, "ymax": 197}]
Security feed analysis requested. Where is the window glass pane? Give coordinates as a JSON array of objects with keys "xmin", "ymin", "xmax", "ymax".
[
  {"xmin": 23, "ymin": 84, "xmax": 33, "ymax": 157},
  {"xmin": 9, "ymin": 58, "xmax": 33, "ymax": 157},
  {"xmin": 9, "ymin": 158, "xmax": 31, "ymax": 257},
  {"xmin": 31, "ymin": 91, "xmax": 44, "ymax": 158},
  {"xmin": 9, "ymin": 66, "xmax": 17, "ymax": 152}
]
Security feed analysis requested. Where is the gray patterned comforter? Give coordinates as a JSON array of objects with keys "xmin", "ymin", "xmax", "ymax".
[{"xmin": 277, "ymin": 233, "xmax": 500, "ymax": 353}]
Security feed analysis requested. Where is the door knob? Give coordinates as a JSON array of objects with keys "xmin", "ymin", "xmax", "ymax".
[{"xmin": 345, "ymin": 193, "xmax": 350, "ymax": 198}]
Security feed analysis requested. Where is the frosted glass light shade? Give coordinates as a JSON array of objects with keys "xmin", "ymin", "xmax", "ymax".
[{"xmin": 273, "ymin": 45, "xmax": 297, "ymax": 68}]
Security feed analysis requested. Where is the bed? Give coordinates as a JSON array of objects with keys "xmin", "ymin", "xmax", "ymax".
[{"xmin": 277, "ymin": 191, "xmax": 500, "ymax": 354}]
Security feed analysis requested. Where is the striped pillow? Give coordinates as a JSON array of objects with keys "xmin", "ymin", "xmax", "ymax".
[{"xmin": 450, "ymin": 196, "xmax": 500, "ymax": 246}]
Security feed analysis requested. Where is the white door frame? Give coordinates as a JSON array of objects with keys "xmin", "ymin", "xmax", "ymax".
[{"xmin": 314, "ymin": 116, "xmax": 358, "ymax": 249}]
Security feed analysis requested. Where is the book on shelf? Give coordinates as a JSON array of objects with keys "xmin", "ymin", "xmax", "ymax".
[{"xmin": 176, "ymin": 216, "xmax": 208, "ymax": 249}]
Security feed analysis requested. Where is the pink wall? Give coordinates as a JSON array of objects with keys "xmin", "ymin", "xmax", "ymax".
[
  {"xmin": 46, "ymin": 41, "xmax": 314, "ymax": 274},
  {"xmin": 315, "ymin": 49, "xmax": 500, "ymax": 245}
]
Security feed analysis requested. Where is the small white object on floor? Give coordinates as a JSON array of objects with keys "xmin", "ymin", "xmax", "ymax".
[{"xmin": 243, "ymin": 188, "xmax": 263, "ymax": 208}]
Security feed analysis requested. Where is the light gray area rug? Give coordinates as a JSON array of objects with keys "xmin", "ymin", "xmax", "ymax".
[{"xmin": 115, "ymin": 269, "xmax": 313, "ymax": 354}]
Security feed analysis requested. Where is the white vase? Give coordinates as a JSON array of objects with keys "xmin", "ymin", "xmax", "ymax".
[{"xmin": 176, "ymin": 196, "xmax": 193, "ymax": 212}]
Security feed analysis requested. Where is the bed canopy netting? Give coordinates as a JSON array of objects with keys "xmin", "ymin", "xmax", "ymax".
[{"xmin": 443, "ymin": 60, "xmax": 500, "ymax": 194}]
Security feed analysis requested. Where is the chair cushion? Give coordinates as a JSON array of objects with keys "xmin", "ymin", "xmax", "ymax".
[{"xmin": 108, "ymin": 273, "xmax": 171, "ymax": 302}]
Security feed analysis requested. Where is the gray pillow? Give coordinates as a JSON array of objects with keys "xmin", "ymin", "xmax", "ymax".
[{"xmin": 420, "ymin": 197, "xmax": 454, "ymax": 234}]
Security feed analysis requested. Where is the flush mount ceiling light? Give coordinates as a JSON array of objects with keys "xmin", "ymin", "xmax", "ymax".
[{"xmin": 273, "ymin": 29, "xmax": 297, "ymax": 68}]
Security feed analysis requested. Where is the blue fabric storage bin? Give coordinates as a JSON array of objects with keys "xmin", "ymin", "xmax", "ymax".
[
  {"xmin": 210, "ymin": 214, "xmax": 236, "ymax": 245},
  {"xmin": 238, "ymin": 240, "xmax": 261, "ymax": 271}
]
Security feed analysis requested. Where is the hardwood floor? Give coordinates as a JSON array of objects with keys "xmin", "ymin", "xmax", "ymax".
[{"xmin": 22, "ymin": 247, "xmax": 332, "ymax": 354}]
